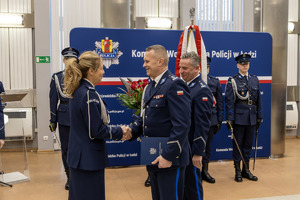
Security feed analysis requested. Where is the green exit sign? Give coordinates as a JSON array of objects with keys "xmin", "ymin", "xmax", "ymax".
[{"xmin": 35, "ymin": 56, "xmax": 51, "ymax": 63}]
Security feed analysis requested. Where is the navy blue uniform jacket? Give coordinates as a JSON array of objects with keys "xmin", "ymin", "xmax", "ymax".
[
  {"xmin": 207, "ymin": 75, "xmax": 224, "ymax": 126},
  {"xmin": 0, "ymin": 81, "xmax": 5, "ymax": 139},
  {"xmin": 225, "ymin": 73, "xmax": 263, "ymax": 126},
  {"xmin": 131, "ymin": 70, "xmax": 191, "ymax": 167},
  {"xmin": 68, "ymin": 79, "xmax": 123, "ymax": 171},
  {"xmin": 188, "ymin": 75, "xmax": 213, "ymax": 156},
  {"xmin": 49, "ymin": 71, "xmax": 70, "ymax": 126}
]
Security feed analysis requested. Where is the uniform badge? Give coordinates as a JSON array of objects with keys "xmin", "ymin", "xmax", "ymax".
[
  {"xmin": 177, "ymin": 91, "xmax": 184, "ymax": 95},
  {"xmin": 189, "ymin": 82, "xmax": 195, "ymax": 88},
  {"xmin": 154, "ymin": 94, "xmax": 164, "ymax": 99},
  {"xmin": 213, "ymin": 96, "xmax": 216, "ymax": 107},
  {"xmin": 95, "ymin": 37, "xmax": 123, "ymax": 69},
  {"xmin": 160, "ymin": 78, "xmax": 166, "ymax": 84},
  {"xmin": 202, "ymin": 97, "xmax": 208, "ymax": 101}
]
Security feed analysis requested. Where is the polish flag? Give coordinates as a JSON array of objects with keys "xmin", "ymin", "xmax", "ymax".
[
  {"xmin": 202, "ymin": 97, "xmax": 208, "ymax": 101},
  {"xmin": 175, "ymin": 25, "xmax": 207, "ymax": 83},
  {"xmin": 177, "ymin": 91, "xmax": 184, "ymax": 96}
]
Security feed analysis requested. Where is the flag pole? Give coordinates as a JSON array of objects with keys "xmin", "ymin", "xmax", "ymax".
[
  {"xmin": 175, "ymin": 7, "xmax": 207, "ymax": 83},
  {"xmin": 190, "ymin": 8, "xmax": 195, "ymax": 26}
]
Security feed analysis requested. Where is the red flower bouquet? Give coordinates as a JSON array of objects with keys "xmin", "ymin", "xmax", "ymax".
[{"xmin": 117, "ymin": 78, "xmax": 149, "ymax": 115}]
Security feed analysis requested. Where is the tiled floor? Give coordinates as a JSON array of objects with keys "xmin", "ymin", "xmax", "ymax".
[{"xmin": 0, "ymin": 137, "xmax": 299, "ymax": 200}]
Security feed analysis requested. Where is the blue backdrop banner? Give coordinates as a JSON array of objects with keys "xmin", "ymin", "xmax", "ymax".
[{"xmin": 70, "ymin": 28, "xmax": 272, "ymax": 166}]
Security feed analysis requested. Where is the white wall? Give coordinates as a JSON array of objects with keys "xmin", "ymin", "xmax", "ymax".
[
  {"xmin": 50, "ymin": 0, "xmax": 101, "ymax": 74},
  {"xmin": 0, "ymin": 0, "xmax": 33, "ymax": 90},
  {"xmin": 287, "ymin": 0, "xmax": 298, "ymax": 86}
]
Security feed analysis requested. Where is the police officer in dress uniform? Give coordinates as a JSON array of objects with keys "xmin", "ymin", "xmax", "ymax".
[
  {"xmin": 0, "ymin": 81, "xmax": 5, "ymax": 149},
  {"xmin": 49, "ymin": 47, "xmax": 79, "ymax": 190},
  {"xmin": 64, "ymin": 51, "xmax": 129, "ymax": 200},
  {"xmin": 225, "ymin": 53, "xmax": 263, "ymax": 182},
  {"xmin": 202, "ymin": 56, "xmax": 224, "ymax": 184},
  {"xmin": 129, "ymin": 45, "xmax": 191, "ymax": 200},
  {"xmin": 179, "ymin": 52, "xmax": 213, "ymax": 200}
]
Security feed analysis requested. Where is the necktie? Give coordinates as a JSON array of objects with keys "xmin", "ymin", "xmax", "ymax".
[
  {"xmin": 244, "ymin": 75, "xmax": 248, "ymax": 83},
  {"xmin": 148, "ymin": 81, "xmax": 156, "ymax": 96}
]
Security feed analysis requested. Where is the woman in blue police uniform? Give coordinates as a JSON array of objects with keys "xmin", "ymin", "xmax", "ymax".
[
  {"xmin": 179, "ymin": 52, "xmax": 213, "ymax": 200},
  {"xmin": 202, "ymin": 57, "xmax": 224, "ymax": 183},
  {"xmin": 0, "ymin": 81, "xmax": 5, "ymax": 149},
  {"xmin": 64, "ymin": 51, "xmax": 128, "ymax": 200},
  {"xmin": 49, "ymin": 47, "xmax": 79, "ymax": 190},
  {"xmin": 225, "ymin": 53, "xmax": 263, "ymax": 182},
  {"xmin": 130, "ymin": 45, "xmax": 191, "ymax": 200}
]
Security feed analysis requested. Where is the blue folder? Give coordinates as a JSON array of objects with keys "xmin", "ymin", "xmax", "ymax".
[{"xmin": 140, "ymin": 137, "xmax": 169, "ymax": 165}]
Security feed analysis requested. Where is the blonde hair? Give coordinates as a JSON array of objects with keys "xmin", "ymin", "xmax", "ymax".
[{"xmin": 64, "ymin": 51, "xmax": 102, "ymax": 97}]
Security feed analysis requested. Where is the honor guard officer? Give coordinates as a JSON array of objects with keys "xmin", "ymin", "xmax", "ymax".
[
  {"xmin": 202, "ymin": 56, "xmax": 224, "ymax": 184},
  {"xmin": 129, "ymin": 45, "xmax": 191, "ymax": 200},
  {"xmin": 225, "ymin": 53, "xmax": 263, "ymax": 182},
  {"xmin": 179, "ymin": 52, "xmax": 213, "ymax": 200},
  {"xmin": 49, "ymin": 47, "xmax": 79, "ymax": 190},
  {"xmin": 0, "ymin": 81, "xmax": 5, "ymax": 149}
]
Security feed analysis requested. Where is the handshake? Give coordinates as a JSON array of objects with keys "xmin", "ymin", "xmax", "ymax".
[{"xmin": 121, "ymin": 126, "xmax": 132, "ymax": 141}]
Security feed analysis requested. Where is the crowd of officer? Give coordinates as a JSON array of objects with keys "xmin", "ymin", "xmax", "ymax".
[
  {"xmin": 126, "ymin": 45, "xmax": 263, "ymax": 200},
  {"xmin": 44, "ymin": 44, "xmax": 262, "ymax": 200},
  {"xmin": 0, "ymin": 44, "xmax": 262, "ymax": 200}
]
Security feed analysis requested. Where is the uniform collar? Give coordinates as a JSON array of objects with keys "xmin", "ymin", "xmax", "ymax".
[
  {"xmin": 152, "ymin": 69, "xmax": 168, "ymax": 87},
  {"xmin": 186, "ymin": 74, "xmax": 200, "ymax": 86},
  {"xmin": 238, "ymin": 73, "xmax": 248, "ymax": 79},
  {"xmin": 83, "ymin": 78, "xmax": 95, "ymax": 87}
]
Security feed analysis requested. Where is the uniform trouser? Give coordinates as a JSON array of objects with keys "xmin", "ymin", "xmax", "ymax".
[
  {"xmin": 58, "ymin": 124, "xmax": 70, "ymax": 170},
  {"xmin": 184, "ymin": 161, "xmax": 203, "ymax": 200},
  {"xmin": 147, "ymin": 165, "xmax": 186, "ymax": 200},
  {"xmin": 232, "ymin": 124, "xmax": 256, "ymax": 162},
  {"xmin": 202, "ymin": 126, "xmax": 215, "ymax": 163},
  {"xmin": 69, "ymin": 167, "xmax": 105, "ymax": 200}
]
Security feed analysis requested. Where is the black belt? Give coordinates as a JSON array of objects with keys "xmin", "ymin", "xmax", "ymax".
[
  {"xmin": 236, "ymin": 99, "xmax": 256, "ymax": 105},
  {"xmin": 60, "ymin": 101, "xmax": 69, "ymax": 105}
]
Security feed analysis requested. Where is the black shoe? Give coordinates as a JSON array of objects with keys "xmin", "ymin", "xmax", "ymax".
[
  {"xmin": 242, "ymin": 170, "xmax": 258, "ymax": 181},
  {"xmin": 202, "ymin": 163, "xmax": 215, "ymax": 183},
  {"xmin": 242, "ymin": 162, "xmax": 258, "ymax": 181},
  {"xmin": 202, "ymin": 171, "xmax": 215, "ymax": 183},
  {"xmin": 65, "ymin": 179, "xmax": 69, "ymax": 190},
  {"xmin": 65, "ymin": 168, "xmax": 70, "ymax": 190},
  {"xmin": 235, "ymin": 172, "xmax": 243, "ymax": 182},
  {"xmin": 144, "ymin": 176, "xmax": 151, "ymax": 187},
  {"xmin": 234, "ymin": 161, "xmax": 243, "ymax": 182}
]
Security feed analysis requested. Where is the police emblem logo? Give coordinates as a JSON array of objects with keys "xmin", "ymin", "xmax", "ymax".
[
  {"xmin": 149, "ymin": 148, "xmax": 157, "ymax": 155},
  {"xmin": 102, "ymin": 38, "xmax": 112, "ymax": 53},
  {"xmin": 94, "ymin": 37, "xmax": 123, "ymax": 69}
]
